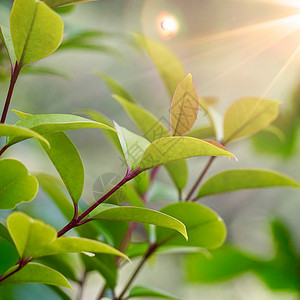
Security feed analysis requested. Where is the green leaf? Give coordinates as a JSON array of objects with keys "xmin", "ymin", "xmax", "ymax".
[
  {"xmin": 113, "ymin": 95, "xmax": 188, "ymax": 190},
  {"xmin": 41, "ymin": 132, "xmax": 84, "ymax": 204},
  {"xmin": 54, "ymin": 5, "xmax": 75, "ymax": 14},
  {"xmin": 12, "ymin": 109, "xmax": 31, "ymax": 119},
  {"xmin": 6, "ymin": 212, "xmax": 129, "ymax": 261},
  {"xmin": 223, "ymin": 98, "xmax": 280, "ymax": 144},
  {"xmin": 96, "ymin": 71, "xmax": 136, "ymax": 103},
  {"xmin": 186, "ymin": 246, "xmax": 259, "ymax": 283},
  {"xmin": 10, "ymin": 0, "xmax": 64, "ymax": 65},
  {"xmin": 156, "ymin": 202, "xmax": 226, "ymax": 249},
  {"xmin": 251, "ymin": 112, "xmax": 299, "ymax": 157},
  {"xmin": 124, "ymin": 184, "xmax": 145, "ymax": 207},
  {"xmin": 44, "ymin": 0, "xmax": 96, "ymax": 8},
  {"xmin": 92, "ymin": 206, "xmax": 187, "ymax": 240},
  {"xmin": 0, "ymin": 25, "xmax": 16, "ymax": 66},
  {"xmin": 170, "ymin": 74, "xmax": 199, "ymax": 136},
  {"xmin": 8, "ymin": 113, "xmax": 115, "ymax": 146},
  {"xmin": 134, "ymin": 33, "xmax": 185, "ymax": 99},
  {"xmin": 140, "ymin": 137, "xmax": 235, "ymax": 170},
  {"xmin": 22, "ymin": 65, "xmax": 68, "ymax": 78},
  {"xmin": 0, "ymin": 223, "xmax": 13, "ymax": 244},
  {"xmin": 37, "ymin": 175, "xmax": 101, "ymax": 239},
  {"xmin": 197, "ymin": 169, "xmax": 300, "ymax": 198},
  {"xmin": 32, "ymin": 237, "xmax": 129, "ymax": 261},
  {"xmin": 38, "ymin": 254, "xmax": 77, "ymax": 282},
  {"xmin": 0, "ymin": 124, "xmax": 49, "ymax": 146},
  {"xmin": 7, "ymin": 212, "xmax": 57, "ymax": 259},
  {"xmin": 114, "ymin": 122, "xmax": 150, "ymax": 170},
  {"xmin": 76, "ymin": 109, "xmax": 122, "ymax": 153},
  {"xmin": 128, "ymin": 285, "xmax": 179, "ymax": 299},
  {"xmin": 133, "ymin": 171, "xmax": 150, "ymax": 195},
  {"xmin": 186, "ymin": 125, "xmax": 215, "ymax": 139},
  {"xmin": 113, "ymin": 95, "xmax": 170, "ymax": 142},
  {"xmin": 164, "ymin": 160, "xmax": 188, "ymax": 192},
  {"xmin": 0, "ymin": 262, "xmax": 71, "ymax": 288},
  {"xmin": 57, "ymin": 30, "xmax": 121, "ymax": 58},
  {"xmin": 81, "ymin": 253, "xmax": 117, "ymax": 288},
  {"xmin": 0, "ymin": 238, "xmax": 19, "ymax": 274},
  {"xmin": 36, "ymin": 173, "xmax": 74, "ymax": 220},
  {"xmin": 0, "ymin": 159, "xmax": 38, "ymax": 209}
]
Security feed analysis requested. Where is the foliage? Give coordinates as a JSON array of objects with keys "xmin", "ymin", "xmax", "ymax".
[
  {"xmin": 185, "ymin": 219, "xmax": 300, "ymax": 292},
  {"xmin": 0, "ymin": 1, "xmax": 299, "ymax": 299}
]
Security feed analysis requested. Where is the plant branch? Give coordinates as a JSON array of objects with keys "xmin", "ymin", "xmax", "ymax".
[
  {"xmin": 76, "ymin": 270, "xmax": 87, "ymax": 300},
  {"xmin": 116, "ymin": 243, "xmax": 158, "ymax": 300},
  {"xmin": 0, "ymin": 144, "xmax": 10, "ymax": 157},
  {"xmin": 1, "ymin": 63, "xmax": 22, "ymax": 124},
  {"xmin": 117, "ymin": 166, "xmax": 161, "ymax": 265},
  {"xmin": 57, "ymin": 168, "xmax": 141, "ymax": 237},
  {"xmin": 96, "ymin": 283, "xmax": 107, "ymax": 300},
  {"xmin": 0, "ymin": 256, "xmax": 31, "ymax": 283},
  {"xmin": 185, "ymin": 156, "xmax": 216, "ymax": 201}
]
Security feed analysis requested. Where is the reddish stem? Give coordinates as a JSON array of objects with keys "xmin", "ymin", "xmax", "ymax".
[
  {"xmin": 1, "ymin": 63, "xmax": 21, "ymax": 124},
  {"xmin": 57, "ymin": 169, "xmax": 141, "ymax": 237}
]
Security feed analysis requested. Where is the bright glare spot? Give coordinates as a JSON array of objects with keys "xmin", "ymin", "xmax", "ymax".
[
  {"xmin": 161, "ymin": 16, "xmax": 178, "ymax": 32},
  {"xmin": 157, "ymin": 12, "xmax": 178, "ymax": 39}
]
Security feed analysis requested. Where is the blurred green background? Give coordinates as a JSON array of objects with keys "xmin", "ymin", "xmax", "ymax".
[{"xmin": 1, "ymin": 0, "xmax": 300, "ymax": 299}]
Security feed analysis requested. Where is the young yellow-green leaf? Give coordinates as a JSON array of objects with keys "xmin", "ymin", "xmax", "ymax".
[
  {"xmin": 113, "ymin": 95, "xmax": 188, "ymax": 190},
  {"xmin": 7, "ymin": 212, "xmax": 57, "ymax": 259},
  {"xmin": 12, "ymin": 109, "xmax": 31, "ymax": 119},
  {"xmin": 96, "ymin": 71, "xmax": 136, "ymax": 103},
  {"xmin": 223, "ymin": 98, "xmax": 280, "ymax": 145},
  {"xmin": 0, "ymin": 262, "xmax": 71, "ymax": 288},
  {"xmin": 6, "ymin": 212, "xmax": 129, "ymax": 261},
  {"xmin": 186, "ymin": 125, "xmax": 215, "ymax": 139},
  {"xmin": 0, "ymin": 159, "xmax": 38, "ymax": 209},
  {"xmin": 170, "ymin": 74, "xmax": 199, "ymax": 136},
  {"xmin": 10, "ymin": 0, "xmax": 64, "ymax": 65},
  {"xmin": 32, "ymin": 237, "xmax": 129, "ymax": 261},
  {"xmin": 197, "ymin": 169, "xmax": 300, "ymax": 198},
  {"xmin": 114, "ymin": 122, "xmax": 150, "ymax": 170},
  {"xmin": 41, "ymin": 132, "xmax": 84, "ymax": 204},
  {"xmin": 0, "ymin": 25, "xmax": 16, "ymax": 66},
  {"xmin": 43, "ymin": 0, "xmax": 96, "ymax": 8},
  {"xmin": 7, "ymin": 113, "xmax": 116, "ymax": 146},
  {"xmin": 156, "ymin": 202, "xmax": 226, "ymax": 249},
  {"xmin": 0, "ymin": 124, "xmax": 49, "ymax": 147},
  {"xmin": 92, "ymin": 206, "xmax": 187, "ymax": 240},
  {"xmin": 134, "ymin": 33, "xmax": 185, "ymax": 99},
  {"xmin": 140, "ymin": 137, "xmax": 235, "ymax": 170},
  {"xmin": 128, "ymin": 285, "xmax": 179, "ymax": 299}
]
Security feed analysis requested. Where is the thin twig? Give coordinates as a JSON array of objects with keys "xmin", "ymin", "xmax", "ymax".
[
  {"xmin": 76, "ymin": 270, "xmax": 87, "ymax": 300},
  {"xmin": 185, "ymin": 156, "xmax": 216, "ymax": 201},
  {"xmin": 96, "ymin": 284, "xmax": 106, "ymax": 300},
  {"xmin": 116, "ymin": 243, "xmax": 158, "ymax": 300},
  {"xmin": 1, "ymin": 63, "xmax": 21, "ymax": 124},
  {"xmin": 57, "ymin": 168, "xmax": 141, "ymax": 237}
]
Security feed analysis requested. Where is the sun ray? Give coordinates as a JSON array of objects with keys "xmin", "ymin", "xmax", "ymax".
[
  {"xmin": 199, "ymin": 27, "xmax": 300, "ymax": 89},
  {"xmin": 260, "ymin": 44, "xmax": 300, "ymax": 97},
  {"xmin": 183, "ymin": 14, "xmax": 300, "ymax": 47}
]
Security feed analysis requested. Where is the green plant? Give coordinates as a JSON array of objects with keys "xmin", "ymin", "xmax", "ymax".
[{"xmin": 0, "ymin": 1, "xmax": 300, "ymax": 299}]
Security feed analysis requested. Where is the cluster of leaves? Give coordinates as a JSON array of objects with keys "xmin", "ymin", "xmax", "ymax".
[
  {"xmin": 0, "ymin": 1, "xmax": 300, "ymax": 299},
  {"xmin": 186, "ymin": 219, "xmax": 300, "ymax": 293}
]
